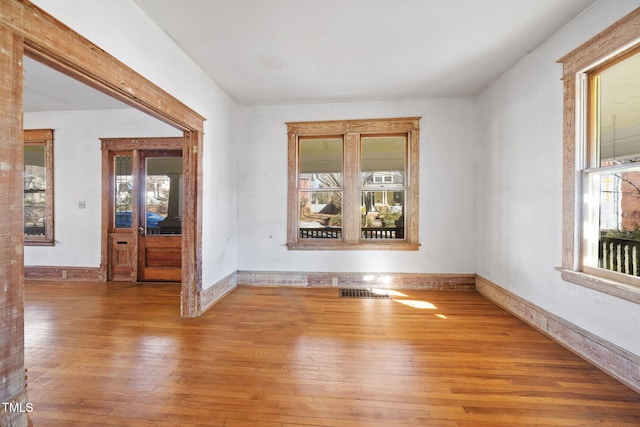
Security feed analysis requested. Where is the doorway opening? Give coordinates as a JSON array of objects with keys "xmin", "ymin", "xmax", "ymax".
[
  {"xmin": 18, "ymin": 4, "xmax": 206, "ymax": 317},
  {"xmin": 103, "ymin": 138, "xmax": 184, "ymax": 282}
]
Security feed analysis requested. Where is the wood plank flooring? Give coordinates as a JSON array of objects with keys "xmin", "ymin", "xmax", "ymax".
[{"xmin": 24, "ymin": 282, "xmax": 640, "ymax": 426}]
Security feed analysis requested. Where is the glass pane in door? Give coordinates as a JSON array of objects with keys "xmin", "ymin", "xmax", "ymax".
[
  {"xmin": 24, "ymin": 144, "xmax": 47, "ymax": 236},
  {"xmin": 114, "ymin": 155, "xmax": 133, "ymax": 228},
  {"xmin": 145, "ymin": 156, "xmax": 182, "ymax": 235}
]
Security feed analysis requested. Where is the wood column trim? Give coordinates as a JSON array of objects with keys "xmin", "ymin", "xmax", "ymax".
[
  {"xmin": 0, "ymin": 5, "xmax": 28, "ymax": 425},
  {"xmin": 181, "ymin": 130, "xmax": 203, "ymax": 317}
]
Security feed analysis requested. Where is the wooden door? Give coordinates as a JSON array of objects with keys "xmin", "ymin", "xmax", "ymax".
[
  {"xmin": 137, "ymin": 151, "xmax": 182, "ymax": 282},
  {"xmin": 106, "ymin": 146, "xmax": 182, "ymax": 282}
]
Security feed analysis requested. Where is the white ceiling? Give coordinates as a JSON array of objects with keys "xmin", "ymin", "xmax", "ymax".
[
  {"xmin": 24, "ymin": 0, "xmax": 597, "ymax": 111},
  {"xmin": 135, "ymin": 0, "xmax": 595, "ymax": 105}
]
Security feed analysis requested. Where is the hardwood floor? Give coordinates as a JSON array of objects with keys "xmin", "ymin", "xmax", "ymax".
[{"xmin": 24, "ymin": 282, "xmax": 640, "ymax": 426}]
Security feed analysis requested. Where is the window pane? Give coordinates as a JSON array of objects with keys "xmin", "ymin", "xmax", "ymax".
[
  {"xmin": 595, "ymin": 170, "xmax": 640, "ymax": 276},
  {"xmin": 145, "ymin": 156, "xmax": 182, "ymax": 235},
  {"xmin": 24, "ymin": 144, "xmax": 46, "ymax": 236},
  {"xmin": 598, "ymin": 53, "xmax": 640, "ymax": 166},
  {"xmin": 114, "ymin": 155, "xmax": 133, "ymax": 228},
  {"xmin": 299, "ymin": 138, "xmax": 342, "ymax": 188},
  {"xmin": 361, "ymin": 136, "xmax": 406, "ymax": 240},
  {"xmin": 361, "ymin": 190, "xmax": 405, "ymax": 239},
  {"xmin": 361, "ymin": 136, "xmax": 406, "ymax": 186},
  {"xmin": 299, "ymin": 190, "xmax": 342, "ymax": 239}
]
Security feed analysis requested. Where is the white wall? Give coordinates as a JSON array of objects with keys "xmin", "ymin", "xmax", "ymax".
[
  {"xmin": 237, "ymin": 98, "xmax": 477, "ymax": 274},
  {"xmin": 476, "ymin": 0, "xmax": 640, "ymax": 355},
  {"xmin": 24, "ymin": 108, "xmax": 179, "ymax": 267},
  {"xmin": 30, "ymin": 0, "xmax": 239, "ymax": 290}
]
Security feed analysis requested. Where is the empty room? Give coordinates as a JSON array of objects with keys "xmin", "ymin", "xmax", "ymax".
[{"xmin": 1, "ymin": 0, "xmax": 640, "ymax": 426}]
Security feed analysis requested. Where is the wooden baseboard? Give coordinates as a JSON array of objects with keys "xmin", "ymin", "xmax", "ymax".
[
  {"xmin": 25, "ymin": 266, "xmax": 104, "ymax": 281},
  {"xmin": 237, "ymin": 271, "xmax": 476, "ymax": 290},
  {"xmin": 476, "ymin": 275, "xmax": 640, "ymax": 394},
  {"xmin": 198, "ymin": 271, "xmax": 237, "ymax": 315}
]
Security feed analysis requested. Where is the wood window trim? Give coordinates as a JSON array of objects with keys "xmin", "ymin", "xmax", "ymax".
[
  {"xmin": 24, "ymin": 128, "xmax": 54, "ymax": 246},
  {"xmin": 558, "ymin": 7, "xmax": 640, "ymax": 304},
  {"xmin": 287, "ymin": 117, "xmax": 420, "ymax": 250}
]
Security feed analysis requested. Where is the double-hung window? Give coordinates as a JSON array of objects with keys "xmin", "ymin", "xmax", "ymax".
[
  {"xmin": 24, "ymin": 129, "xmax": 54, "ymax": 246},
  {"xmin": 559, "ymin": 8, "xmax": 640, "ymax": 301},
  {"xmin": 287, "ymin": 117, "xmax": 420, "ymax": 250},
  {"xmin": 582, "ymin": 48, "xmax": 640, "ymax": 283}
]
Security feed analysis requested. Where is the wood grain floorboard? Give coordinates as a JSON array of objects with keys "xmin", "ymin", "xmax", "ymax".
[{"xmin": 24, "ymin": 282, "xmax": 640, "ymax": 426}]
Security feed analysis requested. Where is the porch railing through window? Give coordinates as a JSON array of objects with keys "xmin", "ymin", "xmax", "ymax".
[
  {"xmin": 361, "ymin": 227, "xmax": 397, "ymax": 238},
  {"xmin": 300, "ymin": 228, "xmax": 342, "ymax": 239},
  {"xmin": 599, "ymin": 236, "xmax": 640, "ymax": 276},
  {"xmin": 299, "ymin": 227, "xmax": 402, "ymax": 239}
]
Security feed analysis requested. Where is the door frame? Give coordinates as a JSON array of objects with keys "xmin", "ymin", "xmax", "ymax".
[
  {"xmin": 101, "ymin": 137, "xmax": 184, "ymax": 283},
  {"xmin": 1, "ymin": 3, "xmax": 205, "ymax": 423},
  {"xmin": 9, "ymin": 1, "xmax": 206, "ymax": 318}
]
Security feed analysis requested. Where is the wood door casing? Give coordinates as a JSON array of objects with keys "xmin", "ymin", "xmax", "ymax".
[{"xmin": 103, "ymin": 139, "xmax": 183, "ymax": 283}]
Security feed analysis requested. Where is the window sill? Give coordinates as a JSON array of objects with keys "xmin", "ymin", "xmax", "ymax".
[
  {"xmin": 557, "ymin": 268, "xmax": 640, "ymax": 304},
  {"xmin": 25, "ymin": 240, "xmax": 55, "ymax": 246},
  {"xmin": 287, "ymin": 242, "xmax": 420, "ymax": 251}
]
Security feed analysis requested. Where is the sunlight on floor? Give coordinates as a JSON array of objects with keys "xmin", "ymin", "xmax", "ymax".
[
  {"xmin": 368, "ymin": 288, "xmax": 448, "ymax": 319},
  {"xmin": 394, "ymin": 299, "xmax": 436, "ymax": 310},
  {"xmin": 369, "ymin": 288, "xmax": 408, "ymax": 297}
]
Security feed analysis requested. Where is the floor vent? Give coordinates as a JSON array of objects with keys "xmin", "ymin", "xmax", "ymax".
[{"xmin": 339, "ymin": 288, "xmax": 391, "ymax": 299}]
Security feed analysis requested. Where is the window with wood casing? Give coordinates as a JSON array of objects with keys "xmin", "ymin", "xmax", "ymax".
[
  {"xmin": 287, "ymin": 117, "xmax": 420, "ymax": 250},
  {"xmin": 559, "ymin": 8, "xmax": 640, "ymax": 303},
  {"xmin": 24, "ymin": 129, "xmax": 54, "ymax": 246},
  {"xmin": 581, "ymin": 47, "xmax": 640, "ymax": 285}
]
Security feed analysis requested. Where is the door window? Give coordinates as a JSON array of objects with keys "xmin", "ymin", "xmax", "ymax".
[
  {"xmin": 144, "ymin": 156, "xmax": 183, "ymax": 235},
  {"xmin": 114, "ymin": 155, "xmax": 133, "ymax": 228}
]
